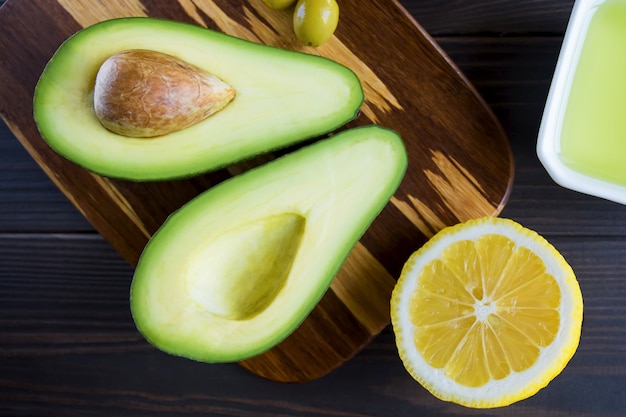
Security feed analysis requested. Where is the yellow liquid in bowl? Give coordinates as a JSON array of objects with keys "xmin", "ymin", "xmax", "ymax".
[{"xmin": 560, "ymin": 0, "xmax": 626, "ymax": 186}]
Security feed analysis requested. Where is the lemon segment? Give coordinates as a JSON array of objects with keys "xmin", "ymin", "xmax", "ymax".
[{"xmin": 391, "ymin": 217, "xmax": 583, "ymax": 408}]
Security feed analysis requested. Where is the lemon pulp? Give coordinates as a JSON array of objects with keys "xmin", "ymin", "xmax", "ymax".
[{"xmin": 410, "ymin": 234, "xmax": 561, "ymax": 388}]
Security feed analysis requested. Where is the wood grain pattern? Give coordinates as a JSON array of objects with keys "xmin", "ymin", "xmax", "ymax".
[
  {"xmin": 6, "ymin": 0, "xmax": 626, "ymax": 414},
  {"xmin": 2, "ymin": 234, "xmax": 626, "ymax": 415},
  {"xmin": 402, "ymin": 0, "xmax": 574, "ymax": 35},
  {"xmin": 0, "ymin": 0, "xmax": 513, "ymax": 382}
]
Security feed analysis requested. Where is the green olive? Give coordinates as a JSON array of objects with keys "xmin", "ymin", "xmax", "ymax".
[
  {"xmin": 263, "ymin": 0, "xmax": 297, "ymax": 9},
  {"xmin": 293, "ymin": 0, "xmax": 339, "ymax": 46}
]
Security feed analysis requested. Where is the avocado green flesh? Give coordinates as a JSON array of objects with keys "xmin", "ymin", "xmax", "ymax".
[
  {"xmin": 33, "ymin": 17, "xmax": 364, "ymax": 180},
  {"xmin": 130, "ymin": 125, "xmax": 407, "ymax": 363}
]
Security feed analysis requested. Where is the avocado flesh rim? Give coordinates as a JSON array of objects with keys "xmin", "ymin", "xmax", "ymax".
[
  {"xmin": 129, "ymin": 125, "xmax": 408, "ymax": 363},
  {"xmin": 33, "ymin": 17, "xmax": 364, "ymax": 181}
]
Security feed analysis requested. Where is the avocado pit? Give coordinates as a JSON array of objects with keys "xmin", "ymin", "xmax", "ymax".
[{"xmin": 93, "ymin": 49, "xmax": 236, "ymax": 137}]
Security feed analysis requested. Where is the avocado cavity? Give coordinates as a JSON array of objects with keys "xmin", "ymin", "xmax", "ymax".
[
  {"xmin": 94, "ymin": 49, "xmax": 236, "ymax": 137},
  {"xmin": 185, "ymin": 213, "xmax": 305, "ymax": 320}
]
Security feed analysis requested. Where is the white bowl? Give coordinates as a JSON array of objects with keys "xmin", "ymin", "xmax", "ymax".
[{"xmin": 537, "ymin": 0, "xmax": 626, "ymax": 204}]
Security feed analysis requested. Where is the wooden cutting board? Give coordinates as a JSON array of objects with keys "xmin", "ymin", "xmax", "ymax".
[{"xmin": 0, "ymin": 0, "xmax": 514, "ymax": 382}]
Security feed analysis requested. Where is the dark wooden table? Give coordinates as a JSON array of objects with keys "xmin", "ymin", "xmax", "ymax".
[{"xmin": 2, "ymin": 0, "xmax": 626, "ymax": 415}]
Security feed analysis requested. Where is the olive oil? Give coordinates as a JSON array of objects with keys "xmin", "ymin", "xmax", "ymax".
[{"xmin": 559, "ymin": 0, "xmax": 626, "ymax": 186}]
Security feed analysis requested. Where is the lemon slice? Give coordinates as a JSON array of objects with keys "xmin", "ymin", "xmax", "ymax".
[{"xmin": 390, "ymin": 217, "xmax": 583, "ymax": 408}]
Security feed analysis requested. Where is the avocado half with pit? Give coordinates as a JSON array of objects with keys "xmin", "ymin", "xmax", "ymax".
[
  {"xmin": 130, "ymin": 125, "xmax": 407, "ymax": 362},
  {"xmin": 33, "ymin": 17, "xmax": 364, "ymax": 180}
]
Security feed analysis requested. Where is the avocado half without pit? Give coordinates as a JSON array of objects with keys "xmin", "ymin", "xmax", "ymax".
[
  {"xmin": 130, "ymin": 125, "xmax": 408, "ymax": 363},
  {"xmin": 33, "ymin": 17, "xmax": 364, "ymax": 181}
]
